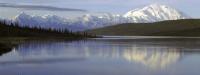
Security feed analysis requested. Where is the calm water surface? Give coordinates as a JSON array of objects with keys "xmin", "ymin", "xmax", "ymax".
[{"xmin": 0, "ymin": 38, "xmax": 200, "ymax": 75}]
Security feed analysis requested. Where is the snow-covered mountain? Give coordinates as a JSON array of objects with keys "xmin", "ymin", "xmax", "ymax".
[
  {"xmin": 14, "ymin": 13, "xmax": 126, "ymax": 31},
  {"xmin": 15, "ymin": 12, "xmax": 70, "ymax": 29},
  {"xmin": 12, "ymin": 4, "xmax": 188, "ymax": 31},
  {"xmin": 124, "ymin": 4, "xmax": 187, "ymax": 23}
]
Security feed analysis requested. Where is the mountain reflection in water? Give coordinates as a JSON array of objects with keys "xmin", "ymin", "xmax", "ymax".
[{"xmin": 0, "ymin": 39, "xmax": 199, "ymax": 69}]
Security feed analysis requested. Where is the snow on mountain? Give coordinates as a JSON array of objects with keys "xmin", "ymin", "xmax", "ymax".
[
  {"xmin": 12, "ymin": 4, "xmax": 188, "ymax": 31},
  {"xmin": 77, "ymin": 13, "xmax": 127, "ymax": 28},
  {"xmin": 15, "ymin": 12, "xmax": 70, "ymax": 28},
  {"xmin": 14, "ymin": 13, "xmax": 126, "ymax": 31},
  {"xmin": 124, "ymin": 4, "xmax": 188, "ymax": 23}
]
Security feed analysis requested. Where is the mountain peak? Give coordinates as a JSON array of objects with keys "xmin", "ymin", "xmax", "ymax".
[
  {"xmin": 14, "ymin": 12, "xmax": 30, "ymax": 19},
  {"xmin": 146, "ymin": 4, "xmax": 171, "ymax": 10},
  {"xmin": 124, "ymin": 4, "xmax": 188, "ymax": 23},
  {"xmin": 146, "ymin": 3, "xmax": 175, "ymax": 11}
]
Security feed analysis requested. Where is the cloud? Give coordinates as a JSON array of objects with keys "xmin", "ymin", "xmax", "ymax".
[{"xmin": 0, "ymin": 3, "xmax": 87, "ymax": 12}]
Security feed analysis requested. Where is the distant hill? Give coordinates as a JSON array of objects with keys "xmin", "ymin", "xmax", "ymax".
[{"xmin": 86, "ymin": 19, "xmax": 200, "ymax": 36}]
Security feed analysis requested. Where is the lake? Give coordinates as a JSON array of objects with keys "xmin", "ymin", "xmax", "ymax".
[{"xmin": 0, "ymin": 37, "xmax": 200, "ymax": 75}]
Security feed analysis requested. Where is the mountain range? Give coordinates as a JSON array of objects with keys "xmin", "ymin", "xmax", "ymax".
[{"xmin": 11, "ymin": 4, "xmax": 188, "ymax": 31}]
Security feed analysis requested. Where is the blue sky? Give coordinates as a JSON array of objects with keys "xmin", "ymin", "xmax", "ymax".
[{"xmin": 0, "ymin": 0, "xmax": 200, "ymax": 18}]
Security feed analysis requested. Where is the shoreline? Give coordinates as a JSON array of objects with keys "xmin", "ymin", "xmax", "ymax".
[{"xmin": 0, "ymin": 36, "xmax": 89, "ymax": 55}]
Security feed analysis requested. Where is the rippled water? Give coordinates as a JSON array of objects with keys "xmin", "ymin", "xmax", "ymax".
[{"xmin": 0, "ymin": 38, "xmax": 200, "ymax": 75}]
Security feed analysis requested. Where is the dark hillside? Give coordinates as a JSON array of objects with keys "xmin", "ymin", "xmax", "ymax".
[
  {"xmin": 0, "ymin": 20, "xmax": 93, "ymax": 38},
  {"xmin": 87, "ymin": 19, "xmax": 200, "ymax": 36}
]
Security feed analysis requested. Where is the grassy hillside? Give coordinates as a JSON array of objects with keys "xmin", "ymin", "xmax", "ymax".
[{"xmin": 87, "ymin": 19, "xmax": 200, "ymax": 36}]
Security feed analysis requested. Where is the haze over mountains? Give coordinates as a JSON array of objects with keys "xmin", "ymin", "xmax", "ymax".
[{"xmin": 9, "ymin": 4, "xmax": 188, "ymax": 31}]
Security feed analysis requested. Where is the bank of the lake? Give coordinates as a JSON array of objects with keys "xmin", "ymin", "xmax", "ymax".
[
  {"xmin": 0, "ymin": 36, "xmax": 88, "ymax": 51},
  {"xmin": 0, "ymin": 20, "xmax": 96, "ymax": 54}
]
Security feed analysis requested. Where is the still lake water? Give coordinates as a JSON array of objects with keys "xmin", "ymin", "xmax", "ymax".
[{"xmin": 1, "ymin": 37, "xmax": 200, "ymax": 75}]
